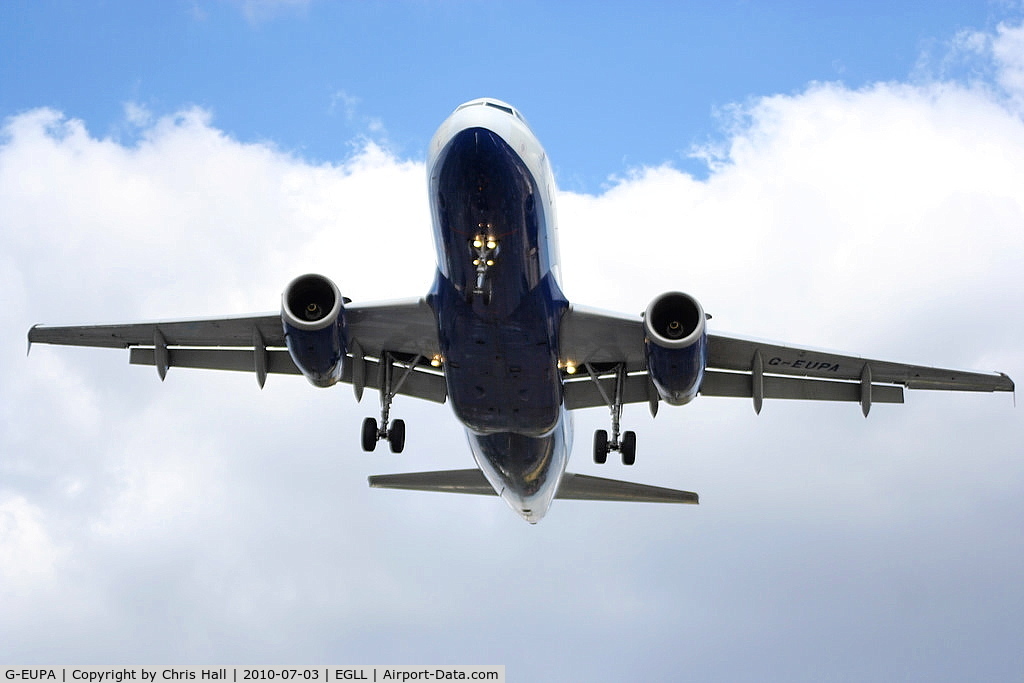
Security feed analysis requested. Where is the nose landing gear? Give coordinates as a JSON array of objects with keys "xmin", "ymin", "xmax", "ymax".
[{"xmin": 469, "ymin": 231, "xmax": 499, "ymax": 304}]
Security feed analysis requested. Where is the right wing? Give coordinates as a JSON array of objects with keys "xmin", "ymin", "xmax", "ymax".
[
  {"xmin": 559, "ymin": 305, "xmax": 1014, "ymax": 414},
  {"xmin": 28, "ymin": 298, "xmax": 448, "ymax": 403}
]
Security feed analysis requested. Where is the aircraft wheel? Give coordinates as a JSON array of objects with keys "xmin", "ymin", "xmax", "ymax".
[
  {"xmin": 621, "ymin": 431, "xmax": 636, "ymax": 466},
  {"xmin": 593, "ymin": 429, "xmax": 608, "ymax": 464},
  {"xmin": 361, "ymin": 417, "xmax": 378, "ymax": 452},
  {"xmin": 388, "ymin": 418, "xmax": 406, "ymax": 454}
]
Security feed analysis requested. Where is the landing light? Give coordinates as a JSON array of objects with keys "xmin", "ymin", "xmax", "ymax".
[
  {"xmin": 486, "ymin": 240, "xmax": 497, "ymax": 249},
  {"xmin": 473, "ymin": 239, "xmax": 483, "ymax": 248},
  {"xmin": 430, "ymin": 355, "xmax": 443, "ymax": 368},
  {"xmin": 563, "ymin": 361, "xmax": 578, "ymax": 375}
]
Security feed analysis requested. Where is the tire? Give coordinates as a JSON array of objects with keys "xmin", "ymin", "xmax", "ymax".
[
  {"xmin": 593, "ymin": 429, "xmax": 608, "ymax": 464},
  {"xmin": 361, "ymin": 417, "xmax": 378, "ymax": 452},
  {"xmin": 621, "ymin": 431, "xmax": 637, "ymax": 466},
  {"xmin": 388, "ymin": 418, "xmax": 406, "ymax": 454}
]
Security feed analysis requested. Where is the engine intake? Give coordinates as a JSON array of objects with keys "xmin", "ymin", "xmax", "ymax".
[
  {"xmin": 643, "ymin": 291, "xmax": 707, "ymax": 405},
  {"xmin": 282, "ymin": 273, "xmax": 348, "ymax": 387}
]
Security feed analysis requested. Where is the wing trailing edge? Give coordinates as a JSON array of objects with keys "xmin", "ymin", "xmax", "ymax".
[{"xmin": 558, "ymin": 307, "xmax": 1014, "ymax": 414}]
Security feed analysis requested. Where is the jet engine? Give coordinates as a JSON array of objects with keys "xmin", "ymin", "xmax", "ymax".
[
  {"xmin": 643, "ymin": 291, "xmax": 707, "ymax": 406},
  {"xmin": 282, "ymin": 273, "xmax": 348, "ymax": 387}
]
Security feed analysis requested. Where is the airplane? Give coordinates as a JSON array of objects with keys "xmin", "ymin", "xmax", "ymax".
[{"xmin": 28, "ymin": 97, "xmax": 1015, "ymax": 524}]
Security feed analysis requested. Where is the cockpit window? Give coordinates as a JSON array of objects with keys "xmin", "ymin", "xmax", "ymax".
[
  {"xmin": 454, "ymin": 99, "xmax": 526, "ymax": 124},
  {"xmin": 484, "ymin": 102, "xmax": 515, "ymax": 116}
]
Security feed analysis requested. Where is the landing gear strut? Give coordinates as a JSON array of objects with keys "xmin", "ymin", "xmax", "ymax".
[
  {"xmin": 585, "ymin": 363, "xmax": 637, "ymax": 466},
  {"xmin": 361, "ymin": 351, "xmax": 421, "ymax": 454}
]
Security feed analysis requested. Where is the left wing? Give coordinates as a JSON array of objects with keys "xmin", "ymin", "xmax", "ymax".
[
  {"xmin": 559, "ymin": 305, "xmax": 1014, "ymax": 414},
  {"xmin": 28, "ymin": 299, "xmax": 448, "ymax": 403}
]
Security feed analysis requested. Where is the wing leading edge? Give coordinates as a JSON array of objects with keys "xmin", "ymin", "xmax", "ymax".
[
  {"xmin": 28, "ymin": 299, "xmax": 447, "ymax": 402},
  {"xmin": 559, "ymin": 306, "xmax": 1014, "ymax": 414}
]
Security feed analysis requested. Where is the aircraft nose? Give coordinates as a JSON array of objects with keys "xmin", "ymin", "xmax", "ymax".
[
  {"xmin": 444, "ymin": 127, "xmax": 511, "ymax": 166},
  {"xmin": 466, "ymin": 430, "xmax": 565, "ymax": 524},
  {"xmin": 497, "ymin": 482, "xmax": 554, "ymax": 524},
  {"xmin": 509, "ymin": 500, "xmax": 544, "ymax": 525}
]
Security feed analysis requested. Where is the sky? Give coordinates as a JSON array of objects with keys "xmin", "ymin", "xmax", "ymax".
[{"xmin": 1, "ymin": 1, "xmax": 1023, "ymax": 679}]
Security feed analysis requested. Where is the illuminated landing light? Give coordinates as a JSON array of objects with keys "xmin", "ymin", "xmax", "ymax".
[
  {"xmin": 562, "ymin": 361, "xmax": 578, "ymax": 375},
  {"xmin": 472, "ymin": 235, "xmax": 499, "ymax": 251},
  {"xmin": 430, "ymin": 355, "xmax": 443, "ymax": 368}
]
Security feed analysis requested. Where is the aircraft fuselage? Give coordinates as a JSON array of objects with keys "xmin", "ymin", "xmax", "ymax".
[{"xmin": 426, "ymin": 99, "xmax": 571, "ymax": 523}]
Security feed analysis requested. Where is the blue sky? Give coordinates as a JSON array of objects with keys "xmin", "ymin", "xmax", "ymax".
[
  {"xmin": 2, "ymin": 2, "xmax": 1023, "ymax": 680},
  {"xmin": 1, "ymin": 1, "xmax": 1009, "ymax": 187}
]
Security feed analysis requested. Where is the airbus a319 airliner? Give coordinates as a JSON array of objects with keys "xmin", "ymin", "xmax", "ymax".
[{"xmin": 29, "ymin": 98, "xmax": 1014, "ymax": 523}]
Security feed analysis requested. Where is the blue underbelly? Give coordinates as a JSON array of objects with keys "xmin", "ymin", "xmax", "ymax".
[{"xmin": 429, "ymin": 272, "xmax": 566, "ymax": 435}]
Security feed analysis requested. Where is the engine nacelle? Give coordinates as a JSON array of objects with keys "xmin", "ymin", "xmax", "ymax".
[
  {"xmin": 282, "ymin": 273, "xmax": 348, "ymax": 387},
  {"xmin": 643, "ymin": 291, "xmax": 707, "ymax": 406}
]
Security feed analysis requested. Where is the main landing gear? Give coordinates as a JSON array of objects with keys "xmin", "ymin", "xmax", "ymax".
[
  {"xmin": 361, "ymin": 351, "xmax": 422, "ymax": 454},
  {"xmin": 362, "ymin": 415, "xmax": 404, "ymax": 454},
  {"xmin": 585, "ymin": 363, "xmax": 637, "ymax": 466}
]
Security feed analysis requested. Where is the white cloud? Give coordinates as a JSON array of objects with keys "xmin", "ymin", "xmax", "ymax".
[
  {"xmin": 329, "ymin": 89, "xmax": 362, "ymax": 122},
  {"xmin": 991, "ymin": 20, "xmax": 1024, "ymax": 104},
  {"xmin": 942, "ymin": 19, "xmax": 1024, "ymax": 109},
  {"xmin": 563, "ymin": 80, "xmax": 1024, "ymax": 361},
  {"xmin": 0, "ymin": 495, "xmax": 65, "ymax": 591},
  {"xmin": 0, "ymin": 107, "xmax": 428, "ymax": 320}
]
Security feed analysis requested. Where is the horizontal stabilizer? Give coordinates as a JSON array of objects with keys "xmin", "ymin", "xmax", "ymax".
[
  {"xmin": 369, "ymin": 469, "xmax": 497, "ymax": 496},
  {"xmin": 557, "ymin": 472, "xmax": 698, "ymax": 503},
  {"xmin": 369, "ymin": 469, "xmax": 698, "ymax": 504}
]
